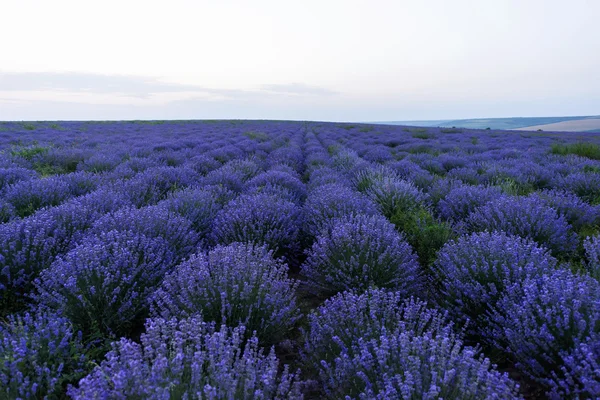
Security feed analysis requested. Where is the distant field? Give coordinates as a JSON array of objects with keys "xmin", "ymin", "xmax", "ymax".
[
  {"xmin": 376, "ymin": 115, "xmax": 600, "ymax": 131},
  {"xmin": 515, "ymin": 118, "xmax": 600, "ymax": 132}
]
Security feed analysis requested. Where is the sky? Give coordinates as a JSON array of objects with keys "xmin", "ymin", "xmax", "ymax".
[{"xmin": 1, "ymin": 0, "xmax": 599, "ymax": 122}]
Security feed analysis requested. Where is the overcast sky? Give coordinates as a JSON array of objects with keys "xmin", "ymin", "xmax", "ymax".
[{"xmin": 1, "ymin": 0, "xmax": 598, "ymax": 121}]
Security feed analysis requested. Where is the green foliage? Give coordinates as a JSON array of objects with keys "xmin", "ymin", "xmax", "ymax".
[
  {"xmin": 440, "ymin": 128, "xmax": 462, "ymax": 133},
  {"xmin": 243, "ymin": 131, "xmax": 269, "ymax": 142},
  {"xmin": 10, "ymin": 145, "xmax": 49, "ymax": 160},
  {"xmin": 390, "ymin": 206, "xmax": 455, "ymax": 268},
  {"xmin": 551, "ymin": 142, "xmax": 600, "ymax": 160},
  {"xmin": 412, "ymin": 132, "xmax": 436, "ymax": 139},
  {"xmin": 21, "ymin": 123, "xmax": 37, "ymax": 130},
  {"xmin": 471, "ymin": 137, "xmax": 479, "ymax": 145},
  {"xmin": 583, "ymin": 165, "xmax": 600, "ymax": 174},
  {"xmin": 408, "ymin": 145, "xmax": 439, "ymax": 155},
  {"xmin": 359, "ymin": 126, "xmax": 374, "ymax": 133}
]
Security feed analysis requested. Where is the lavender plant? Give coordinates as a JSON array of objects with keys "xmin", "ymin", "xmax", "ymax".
[
  {"xmin": 151, "ymin": 242, "xmax": 301, "ymax": 344},
  {"xmin": 0, "ymin": 213, "xmax": 68, "ymax": 314},
  {"xmin": 4, "ymin": 177, "xmax": 72, "ymax": 217},
  {"xmin": 320, "ymin": 329, "xmax": 521, "ymax": 399},
  {"xmin": 584, "ymin": 235, "xmax": 600, "ymax": 280},
  {"xmin": 0, "ymin": 310, "xmax": 87, "ymax": 399},
  {"xmin": 465, "ymin": 195, "xmax": 579, "ymax": 256},
  {"xmin": 157, "ymin": 187, "xmax": 222, "ymax": 243},
  {"xmin": 433, "ymin": 231, "xmax": 558, "ymax": 335},
  {"xmin": 34, "ymin": 230, "xmax": 176, "ymax": 338},
  {"xmin": 211, "ymin": 193, "xmax": 302, "ymax": 259},
  {"xmin": 436, "ymin": 184, "xmax": 503, "ymax": 222},
  {"xmin": 365, "ymin": 176, "xmax": 429, "ymax": 218},
  {"xmin": 302, "ymin": 183, "xmax": 378, "ymax": 241},
  {"xmin": 68, "ymin": 316, "xmax": 303, "ymax": 399},
  {"xmin": 301, "ymin": 214, "xmax": 422, "ymax": 296},
  {"xmin": 485, "ymin": 269, "xmax": 600, "ymax": 390},
  {"xmin": 302, "ymin": 289, "xmax": 454, "ymax": 376},
  {"xmin": 90, "ymin": 205, "xmax": 199, "ymax": 261}
]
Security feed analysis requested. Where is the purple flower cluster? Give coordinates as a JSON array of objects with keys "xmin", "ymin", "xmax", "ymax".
[
  {"xmin": 34, "ymin": 230, "xmax": 176, "ymax": 337},
  {"xmin": 211, "ymin": 193, "xmax": 302, "ymax": 259},
  {"xmin": 584, "ymin": 235, "xmax": 600, "ymax": 279},
  {"xmin": 465, "ymin": 195, "xmax": 578, "ymax": 256},
  {"xmin": 485, "ymin": 269, "xmax": 600, "ymax": 391},
  {"xmin": 302, "ymin": 289, "xmax": 453, "ymax": 375},
  {"xmin": 91, "ymin": 205, "xmax": 199, "ymax": 260},
  {"xmin": 301, "ymin": 214, "xmax": 422, "ymax": 296},
  {"xmin": 321, "ymin": 328, "xmax": 521, "ymax": 399},
  {"xmin": 302, "ymin": 183, "xmax": 378, "ymax": 240},
  {"xmin": 245, "ymin": 170, "xmax": 307, "ymax": 204},
  {"xmin": 68, "ymin": 316, "xmax": 303, "ymax": 399},
  {"xmin": 433, "ymin": 231, "xmax": 558, "ymax": 334},
  {"xmin": 365, "ymin": 176, "xmax": 429, "ymax": 218},
  {"xmin": 4, "ymin": 176, "xmax": 73, "ymax": 217},
  {"xmin": 157, "ymin": 187, "xmax": 222, "ymax": 243},
  {"xmin": 151, "ymin": 242, "xmax": 301, "ymax": 344},
  {"xmin": 0, "ymin": 310, "xmax": 87, "ymax": 399},
  {"xmin": 437, "ymin": 184, "xmax": 503, "ymax": 222}
]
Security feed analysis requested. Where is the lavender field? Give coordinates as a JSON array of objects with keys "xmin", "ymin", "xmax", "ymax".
[{"xmin": 1, "ymin": 119, "xmax": 600, "ymax": 399}]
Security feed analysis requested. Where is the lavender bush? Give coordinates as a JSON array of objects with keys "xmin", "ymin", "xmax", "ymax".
[
  {"xmin": 320, "ymin": 329, "xmax": 521, "ymax": 399},
  {"xmin": 433, "ymin": 231, "xmax": 558, "ymax": 335},
  {"xmin": 34, "ymin": 230, "xmax": 176, "ymax": 337},
  {"xmin": 302, "ymin": 289, "xmax": 454, "ymax": 377},
  {"xmin": 68, "ymin": 316, "xmax": 303, "ymax": 399},
  {"xmin": 584, "ymin": 235, "xmax": 600, "ymax": 279},
  {"xmin": 211, "ymin": 193, "xmax": 302, "ymax": 259},
  {"xmin": 301, "ymin": 214, "xmax": 422, "ymax": 296},
  {"xmin": 0, "ymin": 310, "xmax": 87, "ymax": 399},
  {"xmin": 302, "ymin": 183, "xmax": 378, "ymax": 241},
  {"xmin": 485, "ymin": 269, "xmax": 600, "ymax": 391},
  {"xmin": 151, "ymin": 242, "xmax": 301, "ymax": 344},
  {"xmin": 465, "ymin": 195, "xmax": 579, "ymax": 256}
]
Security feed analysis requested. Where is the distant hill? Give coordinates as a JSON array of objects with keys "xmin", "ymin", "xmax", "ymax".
[{"xmin": 373, "ymin": 115, "xmax": 600, "ymax": 131}]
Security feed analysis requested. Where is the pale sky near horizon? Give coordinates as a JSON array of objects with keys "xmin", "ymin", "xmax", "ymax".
[{"xmin": 1, "ymin": 0, "xmax": 598, "ymax": 121}]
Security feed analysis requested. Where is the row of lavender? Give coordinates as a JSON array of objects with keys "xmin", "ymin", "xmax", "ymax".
[{"xmin": 0, "ymin": 120, "xmax": 599, "ymax": 399}]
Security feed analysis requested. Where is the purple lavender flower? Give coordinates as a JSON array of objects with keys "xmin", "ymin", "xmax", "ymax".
[
  {"xmin": 465, "ymin": 195, "xmax": 578, "ymax": 256},
  {"xmin": 301, "ymin": 214, "xmax": 422, "ymax": 296},
  {"xmin": 68, "ymin": 317, "xmax": 303, "ymax": 399},
  {"xmin": 433, "ymin": 231, "xmax": 558, "ymax": 335},
  {"xmin": 547, "ymin": 337, "xmax": 600, "ymax": 399},
  {"xmin": 34, "ymin": 230, "xmax": 176, "ymax": 337},
  {"xmin": 157, "ymin": 187, "xmax": 222, "ymax": 243},
  {"xmin": 307, "ymin": 167, "xmax": 351, "ymax": 189},
  {"xmin": 302, "ymin": 183, "xmax": 377, "ymax": 241},
  {"xmin": 0, "ymin": 167, "xmax": 37, "ymax": 191},
  {"xmin": 0, "ymin": 213, "xmax": 68, "ymax": 314},
  {"xmin": 485, "ymin": 269, "xmax": 600, "ymax": 389},
  {"xmin": 527, "ymin": 189, "xmax": 600, "ymax": 230},
  {"xmin": 302, "ymin": 289, "xmax": 453, "ymax": 377},
  {"xmin": 4, "ymin": 177, "xmax": 72, "ymax": 217},
  {"xmin": 584, "ymin": 235, "xmax": 600, "ymax": 279},
  {"xmin": 90, "ymin": 205, "xmax": 199, "ymax": 261},
  {"xmin": 245, "ymin": 170, "xmax": 307, "ymax": 204},
  {"xmin": 151, "ymin": 242, "xmax": 301, "ymax": 344},
  {"xmin": 437, "ymin": 184, "xmax": 503, "ymax": 222},
  {"xmin": 0, "ymin": 310, "xmax": 87, "ymax": 399},
  {"xmin": 77, "ymin": 152, "xmax": 122, "ymax": 172},
  {"xmin": 320, "ymin": 329, "xmax": 521, "ymax": 399},
  {"xmin": 0, "ymin": 200, "xmax": 16, "ymax": 223},
  {"xmin": 120, "ymin": 166, "xmax": 200, "ymax": 207},
  {"xmin": 211, "ymin": 193, "xmax": 302, "ymax": 259},
  {"xmin": 365, "ymin": 176, "xmax": 429, "ymax": 218},
  {"xmin": 560, "ymin": 172, "xmax": 600, "ymax": 204}
]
